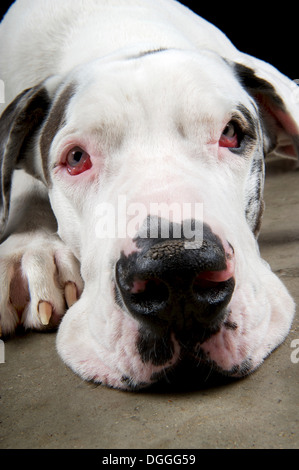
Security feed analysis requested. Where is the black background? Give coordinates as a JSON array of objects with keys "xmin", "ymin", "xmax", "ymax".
[{"xmin": 0, "ymin": 0, "xmax": 297, "ymax": 79}]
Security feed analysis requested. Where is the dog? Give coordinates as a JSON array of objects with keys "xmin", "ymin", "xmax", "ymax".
[{"xmin": 0, "ymin": 0, "xmax": 298, "ymax": 390}]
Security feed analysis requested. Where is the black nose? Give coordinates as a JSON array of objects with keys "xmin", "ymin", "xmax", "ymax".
[{"xmin": 115, "ymin": 221, "xmax": 235, "ymax": 330}]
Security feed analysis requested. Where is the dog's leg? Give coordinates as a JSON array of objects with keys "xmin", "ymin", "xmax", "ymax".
[{"xmin": 0, "ymin": 171, "xmax": 83, "ymax": 335}]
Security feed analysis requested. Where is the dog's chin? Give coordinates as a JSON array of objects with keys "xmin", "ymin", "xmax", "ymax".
[
  {"xmin": 124, "ymin": 335, "xmax": 253, "ymax": 392},
  {"xmin": 123, "ymin": 355, "xmax": 249, "ymax": 393},
  {"xmin": 56, "ymin": 295, "xmax": 253, "ymax": 391},
  {"xmin": 138, "ymin": 360, "xmax": 240, "ymax": 393}
]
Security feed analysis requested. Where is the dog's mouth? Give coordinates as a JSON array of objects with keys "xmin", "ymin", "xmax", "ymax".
[
  {"xmin": 123, "ymin": 319, "xmax": 245, "ymax": 392},
  {"xmin": 130, "ymin": 300, "xmax": 234, "ymax": 384}
]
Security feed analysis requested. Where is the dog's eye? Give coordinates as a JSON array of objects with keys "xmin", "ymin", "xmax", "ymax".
[
  {"xmin": 219, "ymin": 122, "xmax": 241, "ymax": 148},
  {"xmin": 66, "ymin": 147, "xmax": 92, "ymax": 175}
]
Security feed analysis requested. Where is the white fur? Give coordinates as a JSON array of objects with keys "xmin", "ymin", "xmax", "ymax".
[{"xmin": 0, "ymin": 0, "xmax": 297, "ymax": 389}]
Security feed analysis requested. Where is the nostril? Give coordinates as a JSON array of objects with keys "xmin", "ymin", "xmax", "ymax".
[
  {"xmin": 193, "ymin": 274, "xmax": 220, "ymax": 290},
  {"xmin": 192, "ymin": 265, "xmax": 235, "ymax": 290},
  {"xmin": 192, "ymin": 274, "xmax": 229, "ymax": 295},
  {"xmin": 193, "ymin": 264, "xmax": 235, "ymax": 286},
  {"xmin": 127, "ymin": 278, "xmax": 169, "ymax": 314},
  {"xmin": 131, "ymin": 279, "xmax": 149, "ymax": 294},
  {"xmin": 192, "ymin": 271, "xmax": 235, "ymax": 313}
]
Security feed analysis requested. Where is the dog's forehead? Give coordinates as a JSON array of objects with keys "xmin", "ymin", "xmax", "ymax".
[{"xmin": 64, "ymin": 50, "xmax": 254, "ymax": 128}]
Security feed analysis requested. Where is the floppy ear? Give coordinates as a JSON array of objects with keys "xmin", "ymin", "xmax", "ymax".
[
  {"xmin": 234, "ymin": 56, "xmax": 299, "ymax": 160},
  {"xmin": 0, "ymin": 84, "xmax": 51, "ymax": 234}
]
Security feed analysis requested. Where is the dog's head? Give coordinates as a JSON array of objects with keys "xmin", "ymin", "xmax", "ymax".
[{"xmin": 0, "ymin": 49, "xmax": 297, "ymax": 389}]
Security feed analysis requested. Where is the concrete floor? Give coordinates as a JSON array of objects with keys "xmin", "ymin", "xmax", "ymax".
[{"xmin": 0, "ymin": 165, "xmax": 298, "ymax": 449}]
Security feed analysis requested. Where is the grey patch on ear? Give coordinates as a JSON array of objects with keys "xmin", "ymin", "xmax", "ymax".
[
  {"xmin": 234, "ymin": 62, "xmax": 299, "ymax": 159},
  {"xmin": 234, "ymin": 63, "xmax": 282, "ymax": 155},
  {"xmin": 0, "ymin": 85, "xmax": 50, "ymax": 234},
  {"xmin": 234, "ymin": 62, "xmax": 299, "ymax": 234},
  {"xmin": 234, "ymin": 63, "xmax": 285, "ymax": 108},
  {"xmin": 40, "ymin": 82, "xmax": 76, "ymax": 184}
]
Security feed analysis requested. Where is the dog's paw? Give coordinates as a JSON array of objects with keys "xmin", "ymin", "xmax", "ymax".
[{"xmin": 0, "ymin": 232, "xmax": 83, "ymax": 335}]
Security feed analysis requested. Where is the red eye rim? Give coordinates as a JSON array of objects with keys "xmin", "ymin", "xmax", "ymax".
[
  {"xmin": 219, "ymin": 122, "xmax": 241, "ymax": 149},
  {"xmin": 64, "ymin": 146, "xmax": 92, "ymax": 176}
]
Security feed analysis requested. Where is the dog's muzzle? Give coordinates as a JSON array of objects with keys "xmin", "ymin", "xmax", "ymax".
[{"xmin": 115, "ymin": 220, "xmax": 235, "ymax": 335}]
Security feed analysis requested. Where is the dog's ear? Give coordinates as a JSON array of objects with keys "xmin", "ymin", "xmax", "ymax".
[
  {"xmin": 0, "ymin": 83, "xmax": 53, "ymax": 234},
  {"xmin": 234, "ymin": 57, "xmax": 299, "ymax": 160}
]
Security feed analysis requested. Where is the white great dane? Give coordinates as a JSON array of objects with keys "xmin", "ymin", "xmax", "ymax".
[{"xmin": 0, "ymin": 0, "xmax": 298, "ymax": 390}]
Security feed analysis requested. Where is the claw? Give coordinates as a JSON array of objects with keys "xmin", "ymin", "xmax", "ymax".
[
  {"xmin": 38, "ymin": 301, "xmax": 52, "ymax": 325},
  {"xmin": 65, "ymin": 282, "xmax": 77, "ymax": 308}
]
